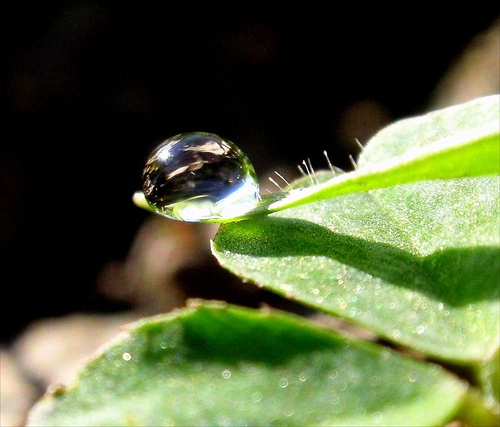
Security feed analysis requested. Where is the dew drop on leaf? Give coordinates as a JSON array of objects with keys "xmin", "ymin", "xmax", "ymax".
[
  {"xmin": 279, "ymin": 378, "xmax": 289, "ymax": 388},
  {"xmin": 142, "ymin": 132, "xmax": 261, "ymax": 222}
]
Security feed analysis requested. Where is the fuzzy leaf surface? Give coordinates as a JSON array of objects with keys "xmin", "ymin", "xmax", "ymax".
[
  {"xmin": 212, "ymin": 96, "xmax": 500, "ymax": 363},
  {"xmin": 27, "ymin": 303, "xmax": 466, "ymax": 426}
]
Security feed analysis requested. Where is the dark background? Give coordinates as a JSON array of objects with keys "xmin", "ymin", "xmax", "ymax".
[{"xmin": 3, "ymin": 3, "xmax": 499, "ymax": 343}]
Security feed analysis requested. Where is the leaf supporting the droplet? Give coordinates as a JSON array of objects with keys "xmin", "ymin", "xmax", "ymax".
[
  {"xmin": 251, "ymin": 95, "xmax": 500, "ymax": 219},
  {"xmin": 212, "ymin": 96, "xmax": 500, "ymax": 363}
]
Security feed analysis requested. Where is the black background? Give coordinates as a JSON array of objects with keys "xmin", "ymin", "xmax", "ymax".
[{"xmin": 3, "ymin": 3, "xmax": 499, "ymax": 343}]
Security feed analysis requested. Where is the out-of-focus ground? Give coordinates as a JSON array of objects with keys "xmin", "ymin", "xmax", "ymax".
[{"xmin": 1, "ymin": 7, "xmax": 499, "ymax": 426}]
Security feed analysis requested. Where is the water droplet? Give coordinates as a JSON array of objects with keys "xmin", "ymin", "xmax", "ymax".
[
  {"xmin": 415, "ymin": 324, "xmax": 426, "ymax": 335},
  {"xmin": 236, "ymin": 400, "xmax": 247, "ymax": 411},
  {"xmin": 122, "ymin": 352, "xmax": 131, "ymax": 361},
  {"xmin": 298, "ymin": 372, "xmax": 309, "ymax": 382},
  {"xmin": 222, "ymin": 369, "xmax": 232, "ymax": 379},
  {"xmin": 328, "ymin": 369, "xmax": 338, "ymax": 380},
  {"xmin": 369, "ymin": 375, "xmax": 381, "ymax": 386},
  {"xmin": 142, "ymin": 132, "xmax": 261, "ymax": 222},
  {"xmin": 356, "ymin": 408, "xmax": 367, "ymax": 417},
  {"xmin": 252, "ymin": 391, "xmax": 262, "ymax": 403},
  {"xmin": 279, "ymin": 378, "xmax": 289, "ymax": 388},
  {"xmin": 408, "ymin": 372, "xmax": 418, "ymax": 382}
]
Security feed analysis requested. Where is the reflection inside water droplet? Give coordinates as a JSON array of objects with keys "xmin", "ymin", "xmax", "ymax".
[{"xmin": 142, "ymin": 132, "xmax": 261, "ymax": 222}]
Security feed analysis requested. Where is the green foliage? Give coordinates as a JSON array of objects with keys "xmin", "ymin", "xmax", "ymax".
[{"xmin": 27, "ymin": 95, "xmax": 500, "ymax": 426}]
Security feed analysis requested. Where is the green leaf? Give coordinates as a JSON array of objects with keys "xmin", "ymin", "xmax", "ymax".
[
  {"xmin": 27, "ymin": 302, "xmax": 466, "ymax": 426},
  {"xmin": 475, "ymin": 348, "xmax": 500, "ymax": 410},
  {"xmin": 264, "ymin": 95, "xmax": 499, "ymax": 216},
  {"xmin": 454, "ymin": 386, "xmax": 500, "ymax": 426},
  {"xmin": 212, "ymin": 96, "xmax": 500, "ymax": 363}
]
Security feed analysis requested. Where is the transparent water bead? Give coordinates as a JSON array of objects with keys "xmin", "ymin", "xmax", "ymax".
[{"xmin": 142, "ymin": 132, "xmax": 261, "ymax": 222}]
